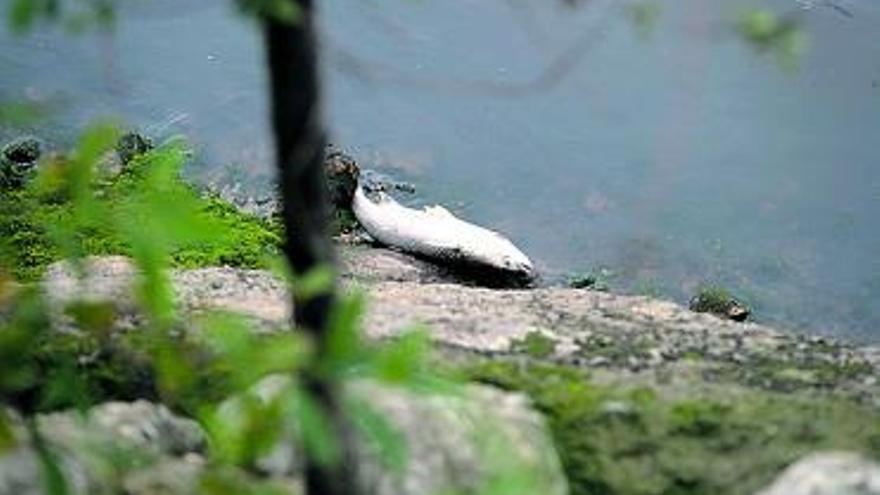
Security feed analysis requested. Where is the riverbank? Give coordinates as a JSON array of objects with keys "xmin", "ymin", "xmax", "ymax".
[
  {"xmin": 33, "ymin": 249, "xmax": 880, "ymax": 495},
  {"xmin": 2, "ymin": 136, "xmax": 879, "ymax": 494}
]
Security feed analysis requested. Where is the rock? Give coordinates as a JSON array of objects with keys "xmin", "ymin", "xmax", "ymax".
[
  {"xmin": 121, "ymin": 458, "xmax": 204, "ymax": 495},
  {"xmin": 0, "ymin": 136, "xmax": 42, "ymax": 189},
  {"xmin": 339, "ymin": 245, "xmax": 455, "ymax": 284},
  {"xmin": 755, "ymin": 452, "xmax": 880, "ymax": 495},
  {"xmin": 40, "ymin": 255, "xmax": 880, "ymax": 402},
  {"xmin": 230, "ymin": 375, "xmax": 568, "ymax": 495},
  {"xmin": 689, "ymin": 285, "xmax": 751, "ymax": 322},
  {"xmin": 351, "ymin": 381, "xmax": 567, "ymax": 495},
  {"xmin": 42, "ymin": 249, "xmax": 459, "ymax": 333},
  {"xmin": 116, "ymin": 132, "xmax": 154, "ymax": 166},
  {"xmin": 1, "ymin": 137, "xmax": 41, "ymax": 164},
  {"xmin": 0, "ymin": 401, "xmax": 205, "ymax": 495},
  {"xmin": 324, "ymin": 148, "xmax": 360, "ymax": 209},
  {"xmin": 40, "ymin": 400, "xmax": 206, "ymax": 456},
  {"xmin": 42, "ymin": 256, "xmax": 143, "ymax": 333},
  {"xmin": 0, "ymin": 433, "xmax": 93, "ymax": 495}
]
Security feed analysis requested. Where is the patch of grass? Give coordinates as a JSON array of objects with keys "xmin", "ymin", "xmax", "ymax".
[
  {"xmin": 510, "ymin": 330, "xmax": 557, "ymax": 358},
  {"xmin": 460, "ymin": 360, "xmax": 880, "ymax": 495}
]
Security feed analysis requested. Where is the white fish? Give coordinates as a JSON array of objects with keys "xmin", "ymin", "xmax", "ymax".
[{"xmin": 352, "ymin": 185, "xmax": 535, "ymax": 279}]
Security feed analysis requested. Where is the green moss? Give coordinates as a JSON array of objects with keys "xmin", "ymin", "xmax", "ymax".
[
  {"xmin": 0, "ymin": 158, "xmax": 282, "ymax": 282},
  {"xmin": 12, "ymin": 326, "xmax": 236, "ymax": 416},
  {"xmin": 575, "ymin": 334, "xmax": 652, "ymax": 365},
  {"xmin": 689, "ymin": 285, "xmax": 750, "ymax": 321},
  {"xmin": 460, "ymin": 360, "xmax": 880, "ymax": 495},
  {"xmin": 510, "ymin": 330, "xmax": 557, "ymax": 358},
  {"xmin": 707, "ymin": 354, "xmax": 874, "ymax": 392},
  {"xmin": 567, "ymin": 270, "xmax": 611, "ymax": 291}
]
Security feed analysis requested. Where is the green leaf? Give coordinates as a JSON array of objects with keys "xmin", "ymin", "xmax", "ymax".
[
  {"xmin": 0, "ymin": 410, "xmax": 15, "ymax": 452},
  {"xmin": 347, "ymin": 394, "xmax": 407, "ymax": 473},
  {"xmin": 292, "ymin": 264, "xmax": 335, "ymax": 302},
  {"xmin": 371, "ymin": 329, "xmax": 431, "ymax": 384},
  {"xmin": 321, "ymin": 292, "xmax": 366, "ymax": 375},
  {"xmin": 236, "ymin": 0, "xmax": 302, "ymax": 24},
  {"xmin": 289, "ymin": 386, "xmax": 339, "ymax": 466}
]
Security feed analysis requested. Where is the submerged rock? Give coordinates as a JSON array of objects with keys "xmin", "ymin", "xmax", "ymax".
[
  {"xmin": 0, "ymin": 136, "xmax": 42, "ymax": 189},
  {"xmin": 756, "ymin": 452, "xmax": 880, "ymax": 495}
]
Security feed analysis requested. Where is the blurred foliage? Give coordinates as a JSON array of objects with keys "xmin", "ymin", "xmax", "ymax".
[
  {"xmin": 464, "ymin": 360, "xmax": 880, "ymax": 495},
  {"xmin": 625, "ymin": 1, "xmax": 662, "ymax": 39},
  {"xmin": 510, "ymin": 330, "xmax": 557, "ymax": 359},
  {"xmin": 738, "ymin": 9, "xmax": 809, "ymax": 71},
  {"xmin": 6, "ymin": 0, "xmax": 116, "ymax": 34},
  {"xmin": 0, "ymin": 99, "xmax": 53, "ymax": 128},
  {"xmin": 0, "ymin": 123, "xmax": 542, "ymax": 494},
  {"xmin": 5, "ymin": 0, "xmax": 301, "ymax": 35},
  {"xmin": 235, "ymin": 0, "xmax": 302, "ymax": 23}
]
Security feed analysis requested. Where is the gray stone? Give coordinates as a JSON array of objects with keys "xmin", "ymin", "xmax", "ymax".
[
  {"xmin": 230, "ymin": 375, "xmax": 568, "ymax": 495},
  {"xmin": 40, "ymin": 400, "xmax": 206, "ymax": 456},
  {"xmin": 41, "ymin": 254, "xmax": 880, "ymax": 403},
  {"xmin": 755, "ymin": 452, "xmax": 880, "ymax": 495},
  {"xmin": 0, "ymin": 401, "xmax": 205, "ymax": 495}
]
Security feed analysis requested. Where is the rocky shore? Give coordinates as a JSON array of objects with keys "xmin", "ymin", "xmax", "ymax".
[
  {"xmin": 2, "ymin": 135, "xmax": 879, "ymax": 495},
  {"xmin": 44, "ymin": 248, "xmax": 880, "ymax": 403},
  {"xmin": 27, "ymin": 246, "xmax": 880, "ymax": 495}
]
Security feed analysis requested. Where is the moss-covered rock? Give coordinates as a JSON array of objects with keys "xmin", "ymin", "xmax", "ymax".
[
  {"xmin": 0, "ymin": 136, "xmax": 42, "ymax": 189},
  {"xmin": 324, "ymin": 149, "xmax": 360, "ymax": 210},
  {"xmin": 116, "ymin": 132, "xmax": 154, "ymax": 166},
  {"xmin": 689, "ymin": 285, "xmax": 750, "ymax": 321},
  {"xmin": 0, "ymin": 151, "xmax": 282, "ymax": 282},
  {"xmin": 460, "ymin": 360, "xmax": 880, "ymax": 495}
]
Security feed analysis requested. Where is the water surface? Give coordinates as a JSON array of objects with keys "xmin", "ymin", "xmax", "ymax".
[{"xmin": 1, "ymin": 0, "xmax": 878, "ymax": 340}]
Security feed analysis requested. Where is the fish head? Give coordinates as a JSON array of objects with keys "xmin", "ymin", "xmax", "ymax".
[
  {"xmin": 467, "ymin": 236, "xmax": 535, "ymax": 278},
  {"xmin": 498, "ymin": 251, "xmax": 535, "ymax": 277}
]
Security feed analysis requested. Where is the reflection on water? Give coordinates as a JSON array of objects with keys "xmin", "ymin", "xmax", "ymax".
[{"xmin": 1, "ymin": 0, "xmax": 878, "ymax": 340}]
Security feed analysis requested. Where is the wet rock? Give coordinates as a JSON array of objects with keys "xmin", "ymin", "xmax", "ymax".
[
  {"xmin": 0, "ymin": 136, "xmax": 42, "ymax": 189},
  {"xmin": 689, "ymin": 285, "xmax": 751, "ymax": 322},
  {"xmin": 324, "ymin": 148, "xmax": 360, "ymax": 209},
  {"xmin": 116, "ymin": 132, "xmax": 154, "ymax": 166},
  {"xmin": 755, "ymin": 452, "xmax": 880, "ymax": 495}
]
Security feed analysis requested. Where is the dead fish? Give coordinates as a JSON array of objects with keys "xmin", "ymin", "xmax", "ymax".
[{"xmin": 352, "ymin": 185, "xmax": 535, "ymax": 281}]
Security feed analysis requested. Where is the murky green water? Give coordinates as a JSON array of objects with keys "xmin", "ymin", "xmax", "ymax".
[{"xmin": 1, "ymin": 0, "xmax": 878, "ymax": 340}]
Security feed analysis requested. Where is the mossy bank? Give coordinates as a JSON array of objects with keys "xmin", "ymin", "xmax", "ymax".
[{"xmin": 0, "ymin": 138, "xmax": 281, "ymax": 282}]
